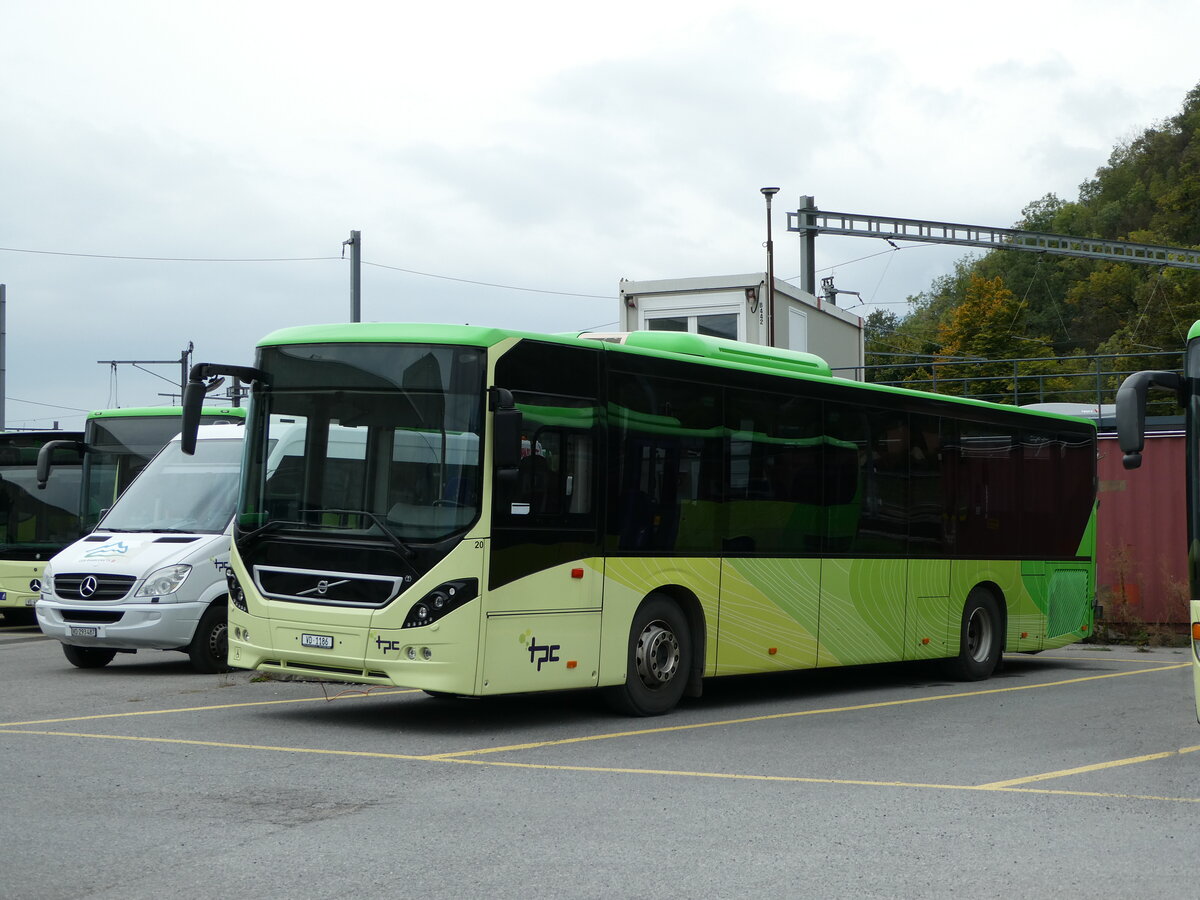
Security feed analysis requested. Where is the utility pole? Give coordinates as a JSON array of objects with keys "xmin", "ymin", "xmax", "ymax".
[
  {"xmin": 98, "ymin": 344, "xmax": 194, "ymax": 406},
  {"xmin": 344, "ymin": 230, "xmax": 361, "ymax": 322},
  {"xmin": 0, "ymin": 283, "xmax": 6, "ymax": 430},
  {"xmin": 761, "ymin": 188, "xmax": 780, "ymax": 347}
]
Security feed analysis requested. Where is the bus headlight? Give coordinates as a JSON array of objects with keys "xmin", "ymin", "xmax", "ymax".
[
  {"xmin": 227, "ymin": 571, "xmax": 248, "ymax": 612},
  {"xmin": 401, "ymin": 579, "xmax": 478, "ymax": 628},
  {"xmin": 137, "ymin": 565, "xmax": 192, "ymax": 597}
]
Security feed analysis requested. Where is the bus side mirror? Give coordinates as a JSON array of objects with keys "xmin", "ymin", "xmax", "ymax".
[
  {"xmin": 490, "ymin": 387, "xmax": 523, "ymax": 478},
  {"xmin": 181, "ymin": 378, "xmax": 209, "ymax": 456},
  {"xmin": 1115, "ymin": 370, "xmax": 1185, "ymax": 470},
  {"xmin": 36, "ymin": 440, "xmax": 84, "ymax": 489},
  {"xmin": 182, "ymin": 362, "xmax": 268, "ymax": 455}
]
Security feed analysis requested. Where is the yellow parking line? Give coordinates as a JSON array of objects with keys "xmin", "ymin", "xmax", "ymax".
[
  {"xmin": 0, "ymin": 728, "xmax": 427, "ymax": 760},
  {"xmin": 978, "ymin": 744, "xmax": 1200, "ymax": 788},
  {"xmin": 4, "ymin": 726, "xmax": 1196, "ymax": 804},
  {"xmin": 1037, "ymin": 654, "xmax": 1192, "ymax": 664},
  {"xmin": 0, "ymin": 687, "xmax": 419, "ymax": 727},
  {"xmin": 425, "ymin": 664, "xmax": 1190, "ymax": 759},
  {"xmin": 438, "ymin": 756, "xmax": 1200, "ymax": 803}
]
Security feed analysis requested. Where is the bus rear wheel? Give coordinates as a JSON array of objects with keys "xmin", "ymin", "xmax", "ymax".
[
  {"xmin": 188, "ymin": 601, "xmax": 231, "ymax": 673},
  {"xmin": 62, "ymin": 644, "xmax": 117, "ymax": 669},
  {"xmin": 945, "ymin": 588, "xmax": 1002, "ymax": 681},
  {"xmin": 605, "ymin": 594, "xmax": 691, "ymax": 717}
]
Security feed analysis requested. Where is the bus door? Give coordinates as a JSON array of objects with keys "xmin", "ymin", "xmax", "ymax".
[{"xmin": 485, "ymin": 400, "xmax": 603, "ymax": 695}]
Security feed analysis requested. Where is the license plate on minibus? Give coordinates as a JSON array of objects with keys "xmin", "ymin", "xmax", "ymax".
[
  {"xmin": 301, "ymin": 633, "xmax": 334, "ymax": 650},
  {"xmin": 70, "ymin": 626, "xmax": 99, "ymax": 638}
]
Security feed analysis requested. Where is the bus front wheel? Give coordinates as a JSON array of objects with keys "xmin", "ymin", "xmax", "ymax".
[
  {"xmin": 62, "ymin": 644, "xmax": 117, "ymax": 669},
  {"xmin": 945, "ymin": 588, "xmax": 1002, "ymax": 681},
  {"xmin": 605, "ymin": 594, "xmax": 691, "ymax": 717}
]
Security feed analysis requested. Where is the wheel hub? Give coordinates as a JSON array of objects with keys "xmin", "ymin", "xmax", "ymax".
[
  {"xmin": 634, "ymin": 620, "xmax": 680, "ymax": 689},
  {"xmin": 966, "ymin": 607, "xmax": 993, "ymax": 662}
]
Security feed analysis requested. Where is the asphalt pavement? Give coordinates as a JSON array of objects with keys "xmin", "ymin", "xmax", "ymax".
[{"xmin": 2, "ymin": 617, "xmax": 1196, "ymax": 899}]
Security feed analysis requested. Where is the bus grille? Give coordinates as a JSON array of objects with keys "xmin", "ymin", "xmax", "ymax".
[
  {"xmin": 1048, "ymin": 570, "xmax": 1089, "ymax": 637},
  {"xmin": 52, "ymin": 574, "xmax": 137, "ymax": 602}
]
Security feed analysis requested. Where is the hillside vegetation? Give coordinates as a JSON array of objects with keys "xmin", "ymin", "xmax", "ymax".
[{"xmin": 867, "ymin": 83, "xmax": 1200, "ymax": 404}]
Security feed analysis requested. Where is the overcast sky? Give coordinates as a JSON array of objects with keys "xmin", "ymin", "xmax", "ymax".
[{"xmin": 3, "ymin": 1, "xmax": 1198, "ymax": 428}]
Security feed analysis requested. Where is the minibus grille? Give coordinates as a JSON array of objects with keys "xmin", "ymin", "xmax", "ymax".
[
  {"xmin": 60, "ymin": 609, "xmax": 125, "ymax": 624},
  {"xmin": 52, "ymin": 574, "xmax": 137, "ymax": 602}
]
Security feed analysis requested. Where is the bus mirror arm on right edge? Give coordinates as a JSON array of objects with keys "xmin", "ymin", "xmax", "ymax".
[
  {"xmin": 35, "ymin": 439, "xmax": 85, "ymax": 489},
  {"xmin": 181, "ymin": 362, "xmax": 269, "ymax": 455},
  {"xmin": 1115, "ymin": 370, "xmax": 1185, "ymax": 470}
]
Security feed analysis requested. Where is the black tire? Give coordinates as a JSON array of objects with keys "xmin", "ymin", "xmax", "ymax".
[
  {"xmin": 945, "ymin": 588, "xmax": 1002, "ymax": 681},
  {"xmin": 188, "ymin": 600, "xmax": 231, "ymax": 673},
  {"xmin": 2, "ymin": 608, "xmax": 37, "ymax": 627},
  {"xmin": 62, "ymin": 643, "xmax": 117, "ymax": 669},
  {"xmin": 605, "ymin": 594, "xmax": 691, "ymax": 717}
]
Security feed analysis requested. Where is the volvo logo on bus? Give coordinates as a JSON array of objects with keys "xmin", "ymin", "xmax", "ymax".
[
  {"xmin": 298, "ymin": 577, "xmax": 349, "ymax": 597},
  {"xmin": 79, "ymin": 576, "xmax": 99, "ymax": 598}
]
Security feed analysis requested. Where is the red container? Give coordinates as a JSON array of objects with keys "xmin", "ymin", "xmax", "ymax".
[{"xmin": 1096, "ymin": 432, "xmax": 1189, "ymax": 624}]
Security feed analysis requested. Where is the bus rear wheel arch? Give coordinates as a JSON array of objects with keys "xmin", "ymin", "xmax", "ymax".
[
  {"xmin": 605, "ymin": 593, "xmax": 694, "ymax": 717},
  {"xmin": 945, "ymin": 586, "xmax": 1003, "ymax": 681}
]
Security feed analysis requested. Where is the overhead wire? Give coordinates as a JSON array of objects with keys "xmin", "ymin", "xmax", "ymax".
[{"xmin": 0, "ymin": 244, "xmax": 613, "ymax": 300}]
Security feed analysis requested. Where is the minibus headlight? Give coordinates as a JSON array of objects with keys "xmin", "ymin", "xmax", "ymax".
[{"xmin": 137, "ymin": 564, "xmax": 192, "ymax": 597}]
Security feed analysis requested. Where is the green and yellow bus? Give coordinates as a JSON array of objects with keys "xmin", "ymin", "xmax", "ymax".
[
  {"xmin": 37, "ymin": 406, "xmax": 247, "ymax": 532},
  {"xmin": 182, "ymin": 324, "xmax": 1098, "ymax": 715},
  {"xmin": 0, "ymin": 431, "xmax": 84, "ymax": 625},
  {"xmin": 1116, "ymin": 320, "xmax": 1200, "ymax": 723}
]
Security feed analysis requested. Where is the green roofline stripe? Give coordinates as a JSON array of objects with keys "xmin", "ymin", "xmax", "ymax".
[
  {"xmin": 87, "ymin": 406, "xmax": 246, "ymax": 419},
  {"xmin": 255, "ymin": 323, "xmax": 1093, "ymax": 424}
]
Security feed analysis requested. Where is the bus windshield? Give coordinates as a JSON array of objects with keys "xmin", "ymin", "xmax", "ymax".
[
  {"xmin": 97, "ymin": 438, "xmax": 243, "ymax": 534},
  {"xmin": 239, "ymin": 343, "xmax": 486, "ymax": 545},
  {"xmin": 0, "ymin": 434, "xmax": 82, "ymax": 558}
]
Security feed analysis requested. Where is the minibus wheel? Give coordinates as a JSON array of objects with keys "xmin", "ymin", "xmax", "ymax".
[
  {"xmin": 188, "ymin": 601, "xmax": 231, "ymax": 673},
  {"xmin": 62, "ymin": 644, "xmax": 117, "ymax": 669}
]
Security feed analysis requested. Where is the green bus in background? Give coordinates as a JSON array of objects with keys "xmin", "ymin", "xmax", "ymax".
[
  {"xmin": 38, "ymin": 406, "xmax": 247, "ymax": 531},
  {"xmin": 0, "ymin": 431, "xmax": 83, "ymax": 625},
  {"xmin": 3, "ymin": 407, "xmax": 248, "ymax": 626},
  {"xmin": 1117, "ymin": 320, "xmax": 1200, "ymax": 723},
  {"xmin": 183, "ymin": 324, "xmax": 1098, "ymax": 715}
]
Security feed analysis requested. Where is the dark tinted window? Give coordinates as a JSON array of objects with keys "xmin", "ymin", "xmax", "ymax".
[
  {"xmin": 725, "ymin": 390, "xmax": 823, "ymax": 553},
  {"xmin": 607, "ymin": 372, "xmax": 723, "ymax": 552},
  {"xmin": 951, "ymin": 424, "xmax": 1020, "ymax": 556}
]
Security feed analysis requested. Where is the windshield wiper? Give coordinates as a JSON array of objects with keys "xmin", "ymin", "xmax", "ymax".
[
  {"xmin": 237, "ymin": 511, "xmax": 416, "ymax": 562},
  {"xmin": 320, "ymin": 508, "xmax": 416, "ymax": 559},
  {"xmin": 237, "ymin": 518, "xmax": 312, "ymax": 542}
]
